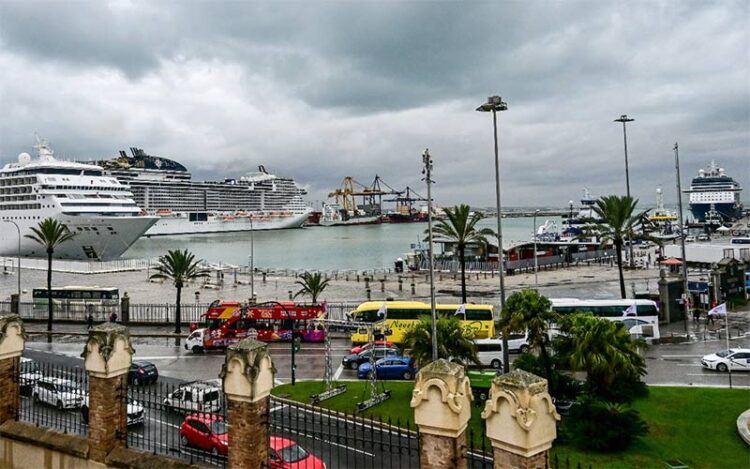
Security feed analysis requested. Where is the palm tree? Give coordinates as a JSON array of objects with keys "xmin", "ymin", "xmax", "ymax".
[
  {"xmin": 401, "ymin": 315, "xmax": 481, "ymax": 368},
  {"xmin": 588, "ymin": 195, "xmax": 646, "ymax": 298},
  {"xmin": 293, "ymin": 272, "xmax": 330, "ymax": 304},
  {"xmin": 150, "ymin": 249, "xmax": 209, "ymax": 345},
  {"xmin": 555, "ymin": 313, "xmax": 646, "ymax": 398},
  {"xmin": 498, "ymin": 289, "xmax": 558, "ymax": 387},
  {"xmin": 25, "ymin": 218, "xmax": 75, "ymax": 342},
  {"xmin": 429, "ymin": 204, "xmax": 495, "ymax": 303}
]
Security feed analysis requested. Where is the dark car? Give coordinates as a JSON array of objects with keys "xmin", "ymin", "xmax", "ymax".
[
  {"xmin": 358, "ymin": 356, "xmax": 416, "ymax": 380},
  {"xmin": 128, "ymin": 360, "xmax": 158, "ymax": 386},
  {"xmin": 342, "ymin": 347, "xmax": 399, "ymax": 370}
]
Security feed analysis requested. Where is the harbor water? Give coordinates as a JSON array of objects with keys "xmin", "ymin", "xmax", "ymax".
[{"xmin": 123, "ymin": 216, "xmax": 563, "ymax": 271}]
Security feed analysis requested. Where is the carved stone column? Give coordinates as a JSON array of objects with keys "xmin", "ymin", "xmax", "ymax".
[
  {"xmin": 410, "ymin": 359, "xmax": 473, "ymax": 469},
  {"xmin": 82, "ymin": 323, "xmax": 134, "ymax": 463},
  {"xmin": 220, "ymin": 338, "xmax": 276, "ymax": 469},
  {"xmin": 482, "ymin": 370, "xmax": 560, "ymax": 469},
  {"xmin": 0, "ymin": 315, "xmax": 25, "ymax": 424}
]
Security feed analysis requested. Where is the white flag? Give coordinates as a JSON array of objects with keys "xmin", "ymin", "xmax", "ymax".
[
  {"xmin": 622, "ymin": 304, "xmax": 637, "ymax": 317},
  {"xmin": 455, "ymin": 304, "xmax": 466, "ymax": 318},
  {"xmin": 376, "ymin": 303, "xmax": 388, "ymax": 319},
  {"xmin": 707, "ymin": 303, "xmax": 727, "ymax": 318}
]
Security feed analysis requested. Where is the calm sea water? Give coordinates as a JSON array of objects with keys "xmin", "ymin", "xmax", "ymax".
[{"xmin": 123, "ymin": 216, "xmax": 563, "ymax": 270}]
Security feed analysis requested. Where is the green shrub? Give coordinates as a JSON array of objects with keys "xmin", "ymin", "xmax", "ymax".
[
  {"xmin": 512, "ymin": 352, "xmax": 582, "ymax": 400},
  {"xmin": 565, "ymin": 398, "xmax": 648, "ymax": 452}
]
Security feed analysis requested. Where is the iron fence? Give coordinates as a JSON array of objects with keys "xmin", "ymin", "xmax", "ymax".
[
  {"xmin": 17, "ymin": 358, "xmax": 88, "ymax": 437},
  {"xmin": 465, "ymin": 427, "xmax": 494, "ymax": 469},
  {"xmin": 127, "ymin": 380, "xmax": 227, "ymax": 468},
  {"xmin": 550, "ymin": 453, "xmax": 594, "ymax": 469}
]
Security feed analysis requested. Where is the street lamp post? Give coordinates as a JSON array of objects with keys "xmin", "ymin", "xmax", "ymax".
[
  {"xmin": 614, "ymin": 114, "xmax": 635, "ymax": 269},
  {"xmin": 3, "ymin": 220, "xmax": 21, "ymax": 301},
  {"xmin": 250, "ymin": 218, "xmax": 255, "ymax": 303},
  {"xmin": 674, "ymin": 142, "xmax": 690, "ymax": 333},
  {"xmin": 533, "ymin": 209, "xmax": 539, "ymax": 287},
  {"xmin": 477, "ymin": 96, "xmax": 510, "ymax": 373},
  {"xmin": 422, "ymin": 149, "xmax": 438, "ymax": 362}
]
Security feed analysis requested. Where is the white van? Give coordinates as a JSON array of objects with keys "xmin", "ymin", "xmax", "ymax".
[
  {"xmin": 474, "ymin": 339, "xmax": 504, "ymax": 369},
  {"xmin": 163, "ymin": 381, "xmax": 223, "ymax": 413}
]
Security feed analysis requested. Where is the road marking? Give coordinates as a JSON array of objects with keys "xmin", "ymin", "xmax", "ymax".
[
  {"xmin": 675, "ymin": 364, "xmax": 702, "ymax": 367},
  {"xmin": 660, "ymin": 354, "xmax": 703, "ymax": 359},
  {"xmin": 273, "ymin": 426, "xmax": 374, "ymax": 457},
  {"xmin": 147, "ymin": 416, "xmax": 180, "ymax": 429},
  {"xmin": 333, "ymin": 364, "xmax": 344, "ymax": 381}
]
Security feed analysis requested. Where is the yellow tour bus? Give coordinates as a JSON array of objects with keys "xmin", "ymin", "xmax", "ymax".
[{"xmin": 348, "ymin": 300, "xmax": 495, "ymax": 344}]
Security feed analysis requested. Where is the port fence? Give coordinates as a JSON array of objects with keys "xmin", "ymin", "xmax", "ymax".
[{"xmin": 16, "ymin": 359, "xmax": 88, "ymax": 438}]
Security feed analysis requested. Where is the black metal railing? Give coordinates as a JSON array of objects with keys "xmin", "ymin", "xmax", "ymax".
[
  {"xmin": 466, "ymin": 427, "xmax": 494, "ymax": 469},
  {"xmin": 270, "ymin": 396, "xmax": 420, "ymax": 469},
  {"xmin": 127, "ymin": 380, "xmax": 227, "ymax": 468},
  {"xmin": 17, "ymin": 358, "xmax": 88, "ymax": 437},
  {"xmin": 551, "ymin": 453, "xmax": 594, "ymax": 469}
]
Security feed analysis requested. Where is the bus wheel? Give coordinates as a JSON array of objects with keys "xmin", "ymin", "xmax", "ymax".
[{"xmin": 192, "ymin": 346, "xmax": 204, "ymax": 354}]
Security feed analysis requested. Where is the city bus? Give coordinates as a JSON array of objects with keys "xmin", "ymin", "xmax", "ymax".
[
  {"xmin": 185, "ymin": 301, "xmax": 326, "ymax": 352},
  {"xmin": 549, "ymin": 298, "xmax": 661, "ymax": 340},
  {"xmin": 348, "ymin": 301, "xmax": 495, "ymax": 344},
  {"xmin": 32, "ymin": 286, "xmax": 119, "ymax": 318}
]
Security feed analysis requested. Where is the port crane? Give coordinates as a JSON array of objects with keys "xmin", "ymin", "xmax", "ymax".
[{"xmin": 327, "ymin": 176, "xmax": 399, "ymax": 215}]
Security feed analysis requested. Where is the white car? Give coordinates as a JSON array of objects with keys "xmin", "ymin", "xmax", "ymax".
[
  {"xmin": 164, "ymin": 381, "xmax": 223, "ymax": 413},
  {"xmin": 32, "ymin": 377, "xmax": 85, "ymax": 410},
  {"xmin": 700, "ymin": 348, "xmax": 750, "ymax": 372},
  {"xmin": 506, "ymin": 332, "xmax": 531, "ymax": 354},
  {"xmin": 19, "ymin": 358, "xmax": 43, "ymax": 397}
]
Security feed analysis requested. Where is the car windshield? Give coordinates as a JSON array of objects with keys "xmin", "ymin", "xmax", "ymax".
[
  {"xmin": 716, "ymin": 350, "xmax": 733, "ymax": 358},
  {"xmin": 211, "ymin": 421, "xmax": 228, "ymax": 435},
  {"xmin": 279, "ymin": 443, "xmax": 309, "ymax": 463}
]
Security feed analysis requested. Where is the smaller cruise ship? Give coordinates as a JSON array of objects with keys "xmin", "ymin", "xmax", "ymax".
[
  {"xmin": 0, "ymin": 138, "xmax": 157, "ymax": 260},
  {"xmin": 685, "ymin": 161, "xmax": 743, "ymax": 223}
]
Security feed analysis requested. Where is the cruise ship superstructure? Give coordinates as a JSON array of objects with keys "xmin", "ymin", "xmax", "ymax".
[
  {"xmin": 684, "ymin": 161, "xmax": 743, "ymax": 223},
  {"xmin": 94, "ymin": 148, "xmax": 310, "ymax": 236},
  {"xmin": 0, "ymin": 139, "xmax": 157, "ymax": 260}
]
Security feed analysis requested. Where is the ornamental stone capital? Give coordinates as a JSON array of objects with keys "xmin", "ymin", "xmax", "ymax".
[
  {"xmin": 482, "ymin": 370, "xmax": 560, "ymax": 458},
  {"xmin": 220, "ymin": 338, "xmax": 276, "ymax": 403},
  {"xmin": 410, "ymin": 359, "xmax": 473, "ymax": 438},
  {"xmin": 82, "ymin": 322, "xmax": 134, "ymax": 378},
  {"xmin": 0, "ymin": 314, "xmax": 25, "ymax": 361}
]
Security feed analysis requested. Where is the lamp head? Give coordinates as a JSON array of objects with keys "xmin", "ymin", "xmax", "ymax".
[
  {"xmin": 476, "ymin": 96, "xmax": 508, "ymax": 112},
  {"xmin": 614, "ymin": 114, "xmax": 635, "ymax": 123}
]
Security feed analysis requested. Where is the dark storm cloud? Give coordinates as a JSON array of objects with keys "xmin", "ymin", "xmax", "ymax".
[{"xmin": 0, "ymin": 1, "xmax": 747, "ymax": 208}]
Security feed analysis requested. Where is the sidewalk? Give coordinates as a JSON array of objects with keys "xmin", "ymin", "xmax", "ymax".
[{"xmin": 661, "ymin": 302, "xmax": 750, "ymax": 342}]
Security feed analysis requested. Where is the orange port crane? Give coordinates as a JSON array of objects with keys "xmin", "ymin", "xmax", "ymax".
[{"xmin": 328, "ymin": 176, "xmax": 399, "ymax": 214}]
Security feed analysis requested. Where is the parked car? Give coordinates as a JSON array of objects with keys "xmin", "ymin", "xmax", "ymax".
[
  {"xmin": 82, "ymin": 397, "xmax": 144, "ymax": 426},
  {"xmin": 473, "ymin": 339, "xmax": 504, "ymax": 369},
  {"xmin": 701, "ymin": 348, "xmax": 750, "ymax": 372},
  {"xmin": 696, "ymin": 234, "xmax": 710, "ymax": 241},
  {"xmin": 685, "ymin": 235, "xmax": 696, "ymax": 243},
  {"xmin": 342, "ymin": 347, "xmax": 399, "ymax": 370},
  {"xmin": 350, "ymin": 340, "xmax": 395, "ymax": 355},
  {"xmin": 128, "ymin": 360, "xmax": 158, "ymax": 386},
  {"xmin": 357, "ymin": 356, "xmax": 416, "ymax": 380},
  {"xmin": 180, "ymin": 413, "xmax": 228, "ymax": 456},
  {"xmin": 269, "ymin": 436, "xmax": 326, "ymax": 469},
  {"xmin": 506, "ymin": 332, "xmax": 532, "ymax": 354},
  {"xmin": 164, "ymin": 380, "xmax": 223, "ymax": 413},
  {"xmin": 19, "ymin": 357, "xmax": 43, "ymax": 397},
  {"xmin": 32, "ymin": 377, "xmax": 85, "ymax": 410}
]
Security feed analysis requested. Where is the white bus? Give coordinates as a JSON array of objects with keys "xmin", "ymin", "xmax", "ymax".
[
  {"xmin": 549, "ymin": 298, "xmax": 661, "ymax": 340},
  {"xmin": 32, "ymin": 286, "xmax": 119, "ymax": 319}
]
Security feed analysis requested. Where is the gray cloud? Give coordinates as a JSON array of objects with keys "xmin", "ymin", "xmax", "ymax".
[{"xmin": 0, "ymin": 0, "xmax": 747, "ymax": 209}]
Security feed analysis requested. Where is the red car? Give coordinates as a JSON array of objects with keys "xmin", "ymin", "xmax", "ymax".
[
  {"xmin": 350, "ymin": 340, "xmax": 395, "ymax": 355},
  {"xmin": 269, "ymin": 436, "xmax": 326, "ymax": 469},
  {"xmin": 179, "ymin": 413, "xmax": 228, "ymax": 456}
]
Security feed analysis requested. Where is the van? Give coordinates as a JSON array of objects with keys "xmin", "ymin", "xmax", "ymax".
[
  {"xmin": 163, "ymin": 381, "xmax": 223, "ymax": 413},
  {"xmin": 474, "ymin": 339, "xmax": 504, "ymax": 369}
]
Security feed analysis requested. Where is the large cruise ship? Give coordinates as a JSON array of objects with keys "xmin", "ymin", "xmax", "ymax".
[
  {"xmin": 0, "ymin": 139, "xmax": 157, "ymax": 260},
  {"xmin": 684, "ymin": 161, "xmax": 743, "ymax": 223},
  {"xmin": 92, "ymin": 148, "xmax": 311, "ymax": 236}
]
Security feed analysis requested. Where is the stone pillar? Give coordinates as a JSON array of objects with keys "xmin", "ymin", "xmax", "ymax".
[
  {"xmin": 0, "ymin": 315, "xmax": 25, "ymax": 424},
  {"xmin": 410, "ymin": 359, "xmax": 472, "ymax": 469},
  {"xmin": 120, "ymin": 292, "xmax": 130, "ymax": 324},
  {"xmin": 82, "ymin": 323, "xmax": 134, "ymax": 463},
  {"xmin": 482, "ymin": 370, "xmax": 560, "ymax": 469},
  {"xmin": 221, "ymin": 338, "xmax": 276, "ymax": 469}
]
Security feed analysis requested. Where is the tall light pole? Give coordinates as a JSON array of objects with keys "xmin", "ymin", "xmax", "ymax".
[
  {"xmin": 477, "ymin": 96, "xmax": 510, "ymax": 373},
  {"xmin": 249, "ymin": 217, "xmax": 255, "ymax": 304},
  {"xmin": 3, "ymin": 220, "xmax": 21, "ymax": 301},
  {"xmin": 614, "ymin": 114, "xmax": 635, "ymax": 269},
  {"xmin": 674, "ymin": 142, "xmax": 690, "ymax": 333},
  {"xmin": 533, "ymin": 209, "xmax": 539, "ymax": 287},
  {"xmin": 422, "ymin": 149, "xmax": 438, "ymax": 362}
]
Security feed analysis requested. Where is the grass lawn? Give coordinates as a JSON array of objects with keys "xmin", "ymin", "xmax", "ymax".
[{"xmin": 273, "ymin": 381, "xmax": 750, "ymax": 468}]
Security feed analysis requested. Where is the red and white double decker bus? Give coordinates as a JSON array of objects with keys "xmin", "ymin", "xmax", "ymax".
[{"xmin": 185, "ymin": 301, "xmax": 326, "ymax": 353}]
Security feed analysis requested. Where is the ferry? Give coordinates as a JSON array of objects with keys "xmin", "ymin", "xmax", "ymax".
[
  {"xmin": 0, "ymin": 138, "xmax": 156, "ymax": 260},
  {"xmin": 684, "ymin": 161, "xmax": 743, "ymax": 223},
  {"xmin": 89, "ymin": 148, "xmax": 311, "ymax": 236}
]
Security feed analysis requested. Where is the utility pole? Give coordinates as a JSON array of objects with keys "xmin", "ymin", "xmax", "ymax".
[
  {"xmin": 250, "ymin": 218, "xmax": 255, "ymax": 303},
  {"xmin": 615, "ymin": 115, "xmax": 636, "ymax": 269},
  {"xmin": 422, "ymin": 149, "xmax": 438, "ymax": 362},
  {"xmin": 674, "ymin": 142, "xmax": 690, "ymax": 333}
]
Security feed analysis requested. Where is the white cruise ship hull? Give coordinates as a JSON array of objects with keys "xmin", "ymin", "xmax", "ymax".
[
  {"xmin": 143, "ymin": 211, "xmax": 310, "ymax": 236},
  {"xmin": 0, "ymin": 215, "xmax": 157, "ymax": 261}
]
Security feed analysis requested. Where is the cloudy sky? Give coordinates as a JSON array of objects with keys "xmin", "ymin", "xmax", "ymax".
[{"xmin": 0, "ymin": 1, "xmax": 747, "ymax": 209}]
